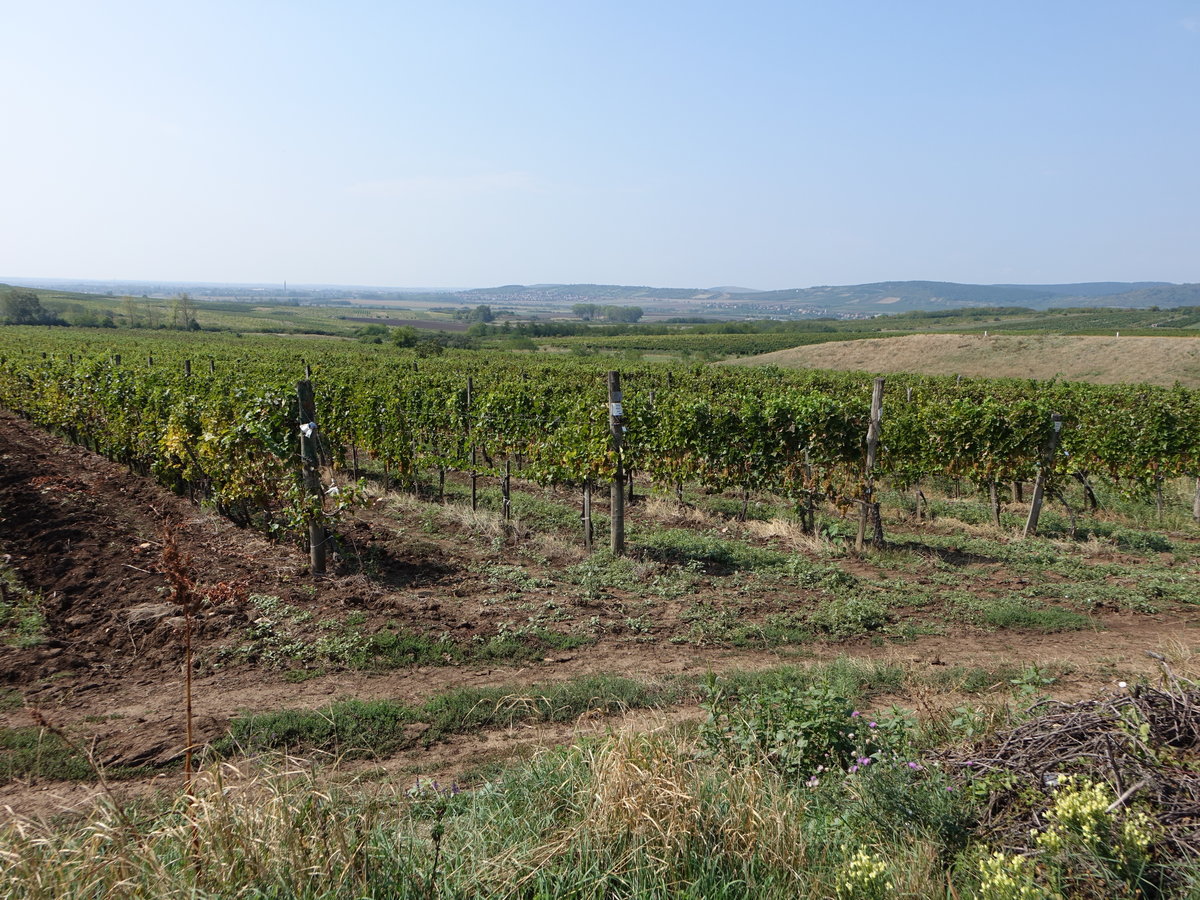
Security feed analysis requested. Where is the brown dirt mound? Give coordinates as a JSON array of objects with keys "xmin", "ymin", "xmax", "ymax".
[{"xmin": 0, "ymin": 409, "xmax": 345, "ymax": 683}]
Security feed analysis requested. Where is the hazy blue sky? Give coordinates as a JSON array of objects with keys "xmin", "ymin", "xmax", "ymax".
[{"xmin": 3, "ymin": 1, "xmax": 1198, "ymax": 288}]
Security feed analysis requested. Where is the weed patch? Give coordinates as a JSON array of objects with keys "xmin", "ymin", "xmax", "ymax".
[{"xmin": 220, "ymin": 674, "xmax": 681, "ymax": 757}]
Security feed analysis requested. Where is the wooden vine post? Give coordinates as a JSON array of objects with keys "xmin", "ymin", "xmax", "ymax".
[
  {"xmin": 503, "ymin": 460, "xmax": 512, "ymax": 521},
  {"xmin": 1022, "ymin": 412, "xmax": 1063, "ymax": 539},
  {"xmin": 856, "ymin": 377, "xmax": 885, "ymax": 552},
  {"xmin": 296, "ymin": 379, "xmax": 327, "ymax": 574},
  {"xmin": 583, "ymin": 480, "xmax": 594, "ymax": 549},
  {"xmin": 467, "ymin": 377, "xmax": 478, "ymax": 511},
  {"xmin": 608, "ymin": 371, "xmax": 625, "ymax": 556}
]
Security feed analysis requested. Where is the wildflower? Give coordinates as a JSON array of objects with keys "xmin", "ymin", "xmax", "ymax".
[
  {"xmin": 907, "ymin": 762, "xmax": 923, "ymax": 770},
  {"xmin": 837, "ymin": 847, "xmax": 893, "ymax": 899},
  {"xmin": 857, "ymin": 756, "xmax": 873, "ymax": 766},
  {"xmin": 868, "ymin": 721, "xmax": 878, "ymax": 728},
  {"xmin": 851, "ymin": 710, "xmax": 861, "ymax": 718}
]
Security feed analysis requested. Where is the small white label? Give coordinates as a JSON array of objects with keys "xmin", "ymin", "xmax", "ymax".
[
  {"xmin": 1053, "ymin": 420, "xmax": 1063, "ymax": 432},
  {"xmin": 610, "ymin": 402, "xmax": 623, "ymax": 417}
]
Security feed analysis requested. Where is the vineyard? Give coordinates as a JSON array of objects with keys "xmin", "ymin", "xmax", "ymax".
[
  {"xmin": 5, "ymin": 327, "xmax": 1200, "ymax": 898},
  {"xmin": 538, "ymin": 330, "xmax": 894, "ymax": 357},
  {"xmin": 1, "ymin": 328, "xmax": 1198, "ymax": 554}
]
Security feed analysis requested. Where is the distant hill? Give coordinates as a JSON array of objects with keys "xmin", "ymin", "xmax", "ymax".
[
  {"xmin": 727, "ymin": 333, "xmax": 1200, "ymax": 387},
  {"xmin": 438, "ymin": 280, "xmax": 1200, "ymax": 315},
  {"xmin": 456, "ymin": 283, "xmax": 711, "ymax": 302},
  {"xmin": 993, "ymin": 282, "xmax": 1170, "ymax": 298},
  {"xmin": 719, "ymin": 281, "xmax": 1199, "ymax": 313},
  {"xmin": 7, "ymin": 277, "xmax": 1199, "ymax": 318}
]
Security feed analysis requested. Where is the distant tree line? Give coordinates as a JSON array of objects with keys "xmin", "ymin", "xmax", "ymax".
[
  {"xmin": 0, "ymin": 288, "xmax": 202, "ymax": 330},
  {"xmin": 354, "ymin": 323, "xmax": 479, "ymax": 355},
  {"xmin": 463, "ymin": 317, "xmax": 842, "ymax": 339},
  {"xmin": 571, "ymin": 304, "xmax": 644, "ymax": 323}
]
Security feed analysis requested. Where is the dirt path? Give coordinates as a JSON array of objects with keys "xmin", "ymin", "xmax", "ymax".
[{"xmin": 2, "ymin": 409, "xmax": 1199, "ymax": 818}]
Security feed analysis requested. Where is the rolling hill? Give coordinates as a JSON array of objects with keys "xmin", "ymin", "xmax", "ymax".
[{"xmin": 726, "ymin": 333, "xmax": 1200, "ymax": 387}]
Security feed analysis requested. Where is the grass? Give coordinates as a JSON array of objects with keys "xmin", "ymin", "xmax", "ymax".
[
  {"xmin": 0, "ymin": 726, "xmax": 154, "ymax": 782},
  {"xmin": 951, "ymin": 592, "xmax": 1095, "ymax": 633},
  {"xmin": 0, "ymin": 564, "xmax": 46, "ymax": 648},
  {"xmin": 14, "ymin": 664, "xmax": 1188, "ymax": 898},
  {"xmin": 355, "ymin": 471, "xmax": 1200, "ymax": 659},
  {"xmin": 633, "ymin": 527, "xmax": 792, "ymax": 572},
  {"xmin": 0, "ymin": 658, "xmax": 945, "ymax": 785},
  {"xmin": 217, "ymin": 674, "xmax": 684, "ymax": 758}
]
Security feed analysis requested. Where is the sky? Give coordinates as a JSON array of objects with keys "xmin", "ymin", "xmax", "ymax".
[{"xmin": 2, "ymin": 1, "xmax": 1198, "ymax": 289}]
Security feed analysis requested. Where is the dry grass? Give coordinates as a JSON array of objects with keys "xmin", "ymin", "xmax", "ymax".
[
  {"xmin": 727, "ymin": 334, "xmax": 1200, "ymax": 387},
  {"xmin": 498, "ymin": 729, "xmax": 814, "ymax": 889},
  {"xmin": 742, "ymin": 517, "xmax": 840, "ymax": 555},
  {"xmin": 640, "ymin": 495, "xmax": 719, "ymax": 528}
]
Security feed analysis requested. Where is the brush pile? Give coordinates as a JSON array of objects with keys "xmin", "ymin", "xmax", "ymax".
[{"xmin": 949, "ymin": 655, "xmax": 1200, "ymax": 859}]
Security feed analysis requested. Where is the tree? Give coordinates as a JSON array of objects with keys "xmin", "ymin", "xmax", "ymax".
[
  {"xmin": 171, "ymin": 293, "xmax": 196, "ymax": 330},
  {"xmin": 123, "ymin": 296, "xmax": 140, "ymax": 328},
  {"xmin": 391, "ymin": 326, "xmax": 419, "ymax": 347},
  {"xmin": 572, "ymin": 303, "xmax": 600, "ymax": 320},
  {"xmin": 469, "ymin": 304, "xmax": 495, "ymax": 323},
  {"xmin": 1, "ymin": 290, "xmax": 64, "ymax": 325},
  {"xmin": 601, "ymin": 305, "xmax": 644, "ymax": 323}
]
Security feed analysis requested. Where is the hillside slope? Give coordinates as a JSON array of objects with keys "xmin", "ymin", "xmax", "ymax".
[{"xmin": 726, "ymin": 333, "xmax": 1200, "ymax": 387}]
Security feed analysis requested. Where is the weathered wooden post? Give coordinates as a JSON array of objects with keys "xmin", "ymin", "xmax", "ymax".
[
  {"xmin": 296, "ymin": 379, "xmax": 326, "ymax": 574},
  {"xmin": 583, "ymin": 479, "xmax": 594, "ymax": 549},
  {"xmin": 608, "ymin": 371, "xmax": 625, "ymax": 556},
  {"xmin": 467, "ymin": 377, "xmax": 478, "ymax": 511},
  {"xmin": 1022, "ymin": 413, "xmax": 1063, "ymax": 539},
  {"xmin": 856, "ymin": 377, "xmax": 885, "ymax": 552},
  {"xmin": 502, "ymin": 460, "xmax": 512, "ymax": 521}
]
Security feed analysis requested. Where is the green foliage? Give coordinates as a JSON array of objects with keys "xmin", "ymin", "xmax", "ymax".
[
  {"xmin": 807, "ymin": 594, "xmax": 890, "ymax": 637},
  {"xmin": 1031, "ymin": 776, "xmax": 1159, "ymax": 897},
  {"xmin": 221, "ymin": 674, "xmax": 677, "ymax": 757},
  {"xmin": 3, "ymin": 329, "xmax": 1200, "ymax": 562},
  {"xmin": 636, "ymin": 528, "xmax": 790, "ymax": 571},
  {"xmin": 700, "ymin": 677, "xmax": 908, "ymax": 780},
  {"xmin": 1, "ymin": 289, "xmax": 65, "ymax": 326},
  {"xmin": 955, "ymin": 595, "xmax": 1093, "ymax": 633},
  {"xmin": 0, "ymin": 727, "xmax": 152, "ymax": 782},
  {"xmin": 0, "ymin": 568, "xmax": 45, "ymax": 648}
]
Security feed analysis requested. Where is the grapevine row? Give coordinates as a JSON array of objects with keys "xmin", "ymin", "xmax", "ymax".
[{"xmin": 0, "ymin": 328, "xmax": 1196, "ymax": 547}]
